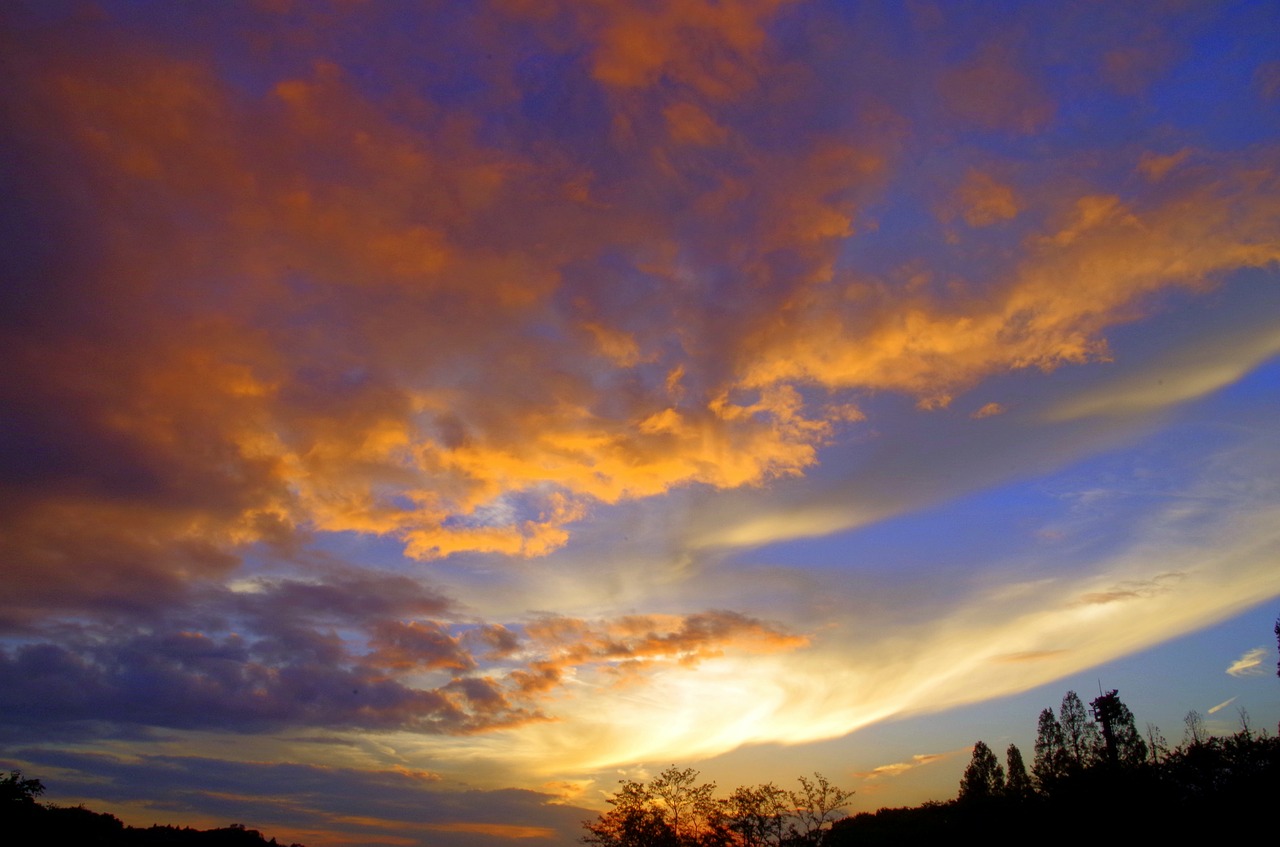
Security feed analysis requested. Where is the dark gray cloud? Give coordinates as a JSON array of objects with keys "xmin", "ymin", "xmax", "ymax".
[{"xmin": 0, "ymin": 571, "xmax": 538, "ymax": 738}]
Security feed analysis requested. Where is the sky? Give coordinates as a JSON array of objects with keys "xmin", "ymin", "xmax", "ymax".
[{"xmin": 2, "ymin": 1, "xmax": 1279, "ymax": 844}]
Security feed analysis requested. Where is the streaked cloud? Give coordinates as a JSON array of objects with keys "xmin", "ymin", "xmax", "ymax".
[
  {"xmin": 970, "ymin": 402, "xmax": 1006, "ymax": 419},
  {"xmin": 1226, "ymin": 647, "xmax": 1269, "ymax": 677},
  {"xmin": 853, "ymin": 751, "xmax": 957, "ymax": 780},
  {"xmin": 1207, "ymin": 697, "xmax": 1238, "ymax": 715}
]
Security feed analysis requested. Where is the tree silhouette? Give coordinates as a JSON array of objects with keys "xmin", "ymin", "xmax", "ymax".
[
  {"xmin": 1058, "ymin": 691, "xmax": 1101, "ymax": 770},
  {"xmin": 1090, "ymin": 689, "xmax": 1147, "ymax": 769},
  {"xmin": 1183, "ymin": 710, "xmax": 1207, "ymax": 747},
  {"xmin": 787, "ymin": 772, "xmax": 854, "ymax": 845},
  {"xmin": 1004, "ymin": 744, "xmax": 1033, "ymax": 800},
  {"xmin": 723, "ymin": 783, "xmax": 788, "ymax": 847},
  {"xmin": 957, "ymin": 741, "xmax": 1004, "ymax": 802},
  {"xmin": 649, "ymin": 766, "xmax": 718, "ymax": 844},
  {"xmin": 1, "ymin": 771, "xmax": 44, "ymax": 806},
  {"xmin": 1145, "ymin": 722, "xmax": 1168, "ymax": 765},
  {"xmin": 1032, "ymin": 707, "xmax": 1067, "ymax": 792},
  {"xmin": 582, "ymin": 777, "xmax": 679, "ymax": 847}
]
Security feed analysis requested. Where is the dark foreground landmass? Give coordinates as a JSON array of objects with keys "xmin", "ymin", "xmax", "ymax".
[
  {"xmin": 829, "ymin": 690, "xmax": 1280, "ymax": 845},
  {"xmin": 2, "ymin": 773, "xmax": 305, "ymax": 847},
  {"xmin": 578, "ymin": 689, "xmax": 1280, "ymax": 846}
]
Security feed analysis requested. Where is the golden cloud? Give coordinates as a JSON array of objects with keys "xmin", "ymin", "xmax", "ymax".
[
  {"xmin": 5, "ymin": 11, "xmax": 1278, "ymax": 588},
  {"xmin": 736, "ymin": 151, "xmax": 1280, "ymax": 407}
]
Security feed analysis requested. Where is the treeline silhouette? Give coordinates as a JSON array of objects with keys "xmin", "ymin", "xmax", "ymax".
[
  {"xmin": 828, "ymin": 688, "xmax": 1280, "ymax": 845},
  {"xmin": 581, "ymin": 688, "xmax": 1280, "ymax": 845},
  {"xmin": 581, "ymin": 767, "xmax": 854, "ymax": 846},
  {"xmin": 1, "ymin": 771, "xmax": 306, "ymax": 847}
]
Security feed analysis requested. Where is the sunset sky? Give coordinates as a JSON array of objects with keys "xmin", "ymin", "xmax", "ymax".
[{"xmin": 2, "ymin": 2, "xmax": 1279, "ymax": 845}]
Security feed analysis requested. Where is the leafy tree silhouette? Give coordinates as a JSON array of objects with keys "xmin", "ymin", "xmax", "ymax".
[
  {"xmin": 581, "ymin": 776, "xmax": 679, "ymax": 847},
  {"xmin": 787, "ymin": 773, "xmax": 854, "ymax": 845},
  {"xmin": 1090, "ymin": 690, "xmax": 1146, "ymax": 769},
  {"xmin": 1, "ymin": 771, "xmax": 44, "ymax": 806},
  {"xmin": 957, "ymin": 741, "xmax": 1004, "ymax": 802},
  {"xmin": 723, "ymin": 782, "xmax": 789, "ymax": 847},
  {"xmin": 1004, "ymin": 744, "xmax": 1033, "ymax": 800},
  {"xmin": 1058, "ymin": 691, "xmax": 1100, "ymax": 771},
  {"xmin": 1032, "ymin": 707, "xmax": 1067, "ymax": 792},
  {"xmin": 650, "ymin": 766, "xmax": 718, "ymax": 844},
  {"xmin": 582, "ymin": 768, "xmax": 852, "ymax": 846}
]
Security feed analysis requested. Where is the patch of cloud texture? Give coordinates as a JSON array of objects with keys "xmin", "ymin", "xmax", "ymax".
[
  {"xmin": 1226, "ymin": 647, "xmax": 1269, "ymax": 677},
  {"xmin": 0, "ymin": 3, "xmax": 1275, "ymax": 624},
  {"xmin": 0, "ymin": 556, "xmax": 805, "ymax": 742},
  {"xmin": 0, "ymin": 571, "xmax": 534, "ymax": 737}
]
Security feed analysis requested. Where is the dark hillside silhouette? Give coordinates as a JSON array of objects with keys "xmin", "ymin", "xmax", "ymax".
[
  {"xmin": 2, "ymin": 771, "xmax": 306, "ymax": 847},
  {"xmin": 829, "ymin": 687, "xmax": 1280, "ymax": 844}
]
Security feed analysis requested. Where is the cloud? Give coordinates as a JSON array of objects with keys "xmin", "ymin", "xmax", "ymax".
[
  {"xmin": 1206, "ymin": 697, "xmax": 1237, "ymax": 715},
  {"xmin": 1225, "ymin": 647, "xmax": 1269, "ymax": 677},
  {"xmin": 507, "ymin": 610, "xmax": 808, "ymax": 697},
  {"xmin": 852, "ymin": 751, "xmax": 957, "ymax": 780},
  {"xmin": 1074, "ymin": 574, "xmax": 1185, "ymax": 607},
  {"xmin": 952, "ymin": 170, "xmax": 1021, "ymax": 227},
  {"xmin": 5, "ymin": 2, "xmax": 1275, "ymax": 602},
  {"xmin": 990, "ymin": 650, "xmax": 1070, "ymax": 664},
  {"xmin": 939, "ymin": 41, "xmax": 1054, "ymax": 134},
  {"xmin": 737, "ymin": 151, "xmax": 1280, "ymax": 407},
  {"xmin": 1044, "ymin": 320, "xmax": 1280, "ymax": 422},
  {"xmin": 0, "ymin": 630, "xmax": 508, "ymax": 737},
  {"xmin": 556, "ymin": 0, "xmax": 792, "ymax": 98},
  {"xmin": 0, "ymin": 17, "xmax": 890, "ymax": 574},
  {"xmin": 471, "ymin": 422, "xmax": 1280, "ymax": 773},
  {"xmin": 0, "ymin": 571, "xmax": 550, "ymax": 738},
  {"xmin": 1138, "ymin": 149, "xmax": 1193, "ymax": 182},
  {"xmin": 366, "ymin": 621, "xmax": 476, "ymax": 674}
]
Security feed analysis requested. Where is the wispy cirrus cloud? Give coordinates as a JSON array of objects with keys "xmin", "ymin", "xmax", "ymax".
[
  {"xmin": 1226, "ymin": 647, "xmax": 1269, "ymax": 677},
  {"xmin": 1207, "ymin": 697, "xmax": 1238, "ymax": 715},
  {"xmin": 852, "ymin": 751, "xmax": 958, "ymax": 781}
]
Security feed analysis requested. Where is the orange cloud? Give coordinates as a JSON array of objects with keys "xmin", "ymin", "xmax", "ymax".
[
  {"xmin": 27, "ymin": 27, "xmax": 898, "ymax": 566},
  {"xmin": 664, "ymin": 100, "xmax": 731, "ymax": 146},
  {"xmin": 939, "ymin": 42, "xmax": 1054, "ymax": 134},
  {"xmin": 736, "ymin": 151, "xmax": 1280, "ymax": 407},
  {"xmin": 1137, "ymin": 148, "xmax": 1193, "ymax": 181},
  {"xmin": 365, "ymin": 621, "xmax": 475, "ymax": 673},
  {"xmin": 852, "ymin": 750, "xmax": 956, "ymax": 780},
  {"xmin": 573, "ymin": 0, "xmax": 793, "ymax": 98},
  {"xmin": 954, "ymin": 169, "xmax": 1021, "ymax": 227},
  {"xmin": 6, "ymin": 8, "xmax": 1276, "ymax": 590},
  {"xmin": 509, "ymin": 610, "xmax": 808, "ymax": 696}
]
